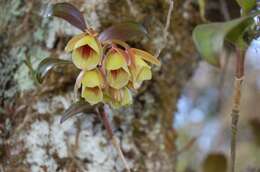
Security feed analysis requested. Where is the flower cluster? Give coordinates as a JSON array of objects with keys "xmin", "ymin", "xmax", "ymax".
[{"xmin": 65, "ymin": 32, "xmax": 160, "ymax": 108}]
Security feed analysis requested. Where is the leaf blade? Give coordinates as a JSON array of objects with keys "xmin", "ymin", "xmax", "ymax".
[
  {"xmin": 36, "ymin": 57, "xmax": 72, "ymax": 83},
  {"xmin": 192, "ymin": 12, "xmax": 259, "ymax": 67},
  {"xmin": 50, "ymin": 2, "xmax": 87, "ymax": 31},
  {"xmin": 60, "ymin": 100, "xmax": 95, "ymax": 124},
  {"xmin": 236, "ymin": 0, "xmax": 256, "ymax": 15},
  {"xmin": 98, "ymin": 22, "xmax": 148, "ymax": 42}
]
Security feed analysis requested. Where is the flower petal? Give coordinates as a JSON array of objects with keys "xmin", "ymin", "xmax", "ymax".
[
  {"xmin": 130, "ymin": 56, "xmax": 151, "ymax": 83},
  {"xmin": 137, "ymin": 66, "xmax": 152, "ymax": 81},
  {"xmin": 81, "ymin": 69, "xmax": 103, "ymax": 88},
  {"xmin": 110, "ymin": 87, "xmax": 133, "ymax": 108},
  {"xmin": 107, "ymin": 69, "xmax": 130, "ymax": 89},
  {"xmin": 131, "ymin": 48, "xmax": 161, "ymax": 65},
  {"xmin": 74, "ymin": 35, "xmax": 101, "ymax": 54},
  {"xmin": 121, "ymin": 87, "xmax": 132, "ymax": 106},
  {"xmin": 134, "ymin": 55, "xmax": 150, "ymax": 67},
  {"xmin": 65, "ymin": 33, "xmax": 86, "ymax": 52},
  {"xmin": 105, "ymin": 51, "xmax": 128, "ymax": 72},
  {"xmin": 72, "ymin": 46, "xmax": 100, "ymax": 70},
  {"xmin": 81, "ymin": 86, "xmax": 103, "ymax": 105}
]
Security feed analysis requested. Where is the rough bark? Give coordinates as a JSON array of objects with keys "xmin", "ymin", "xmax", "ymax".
[{"xmin": 0, "ymin": 0, "xmax": 199, "ymax": 171}]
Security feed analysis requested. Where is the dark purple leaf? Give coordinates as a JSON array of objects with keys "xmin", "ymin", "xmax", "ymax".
[
  {"xmin": 51, "ymin": 3, "xmax": 87, "ymax": 31},
  {"xmin": 98, "ymin": 22, "xmax": 148, "ymax": 42},
  {"xmin": 36, "ymin": 57, "xmax": 72, "ymax": 83},
  {"xmin": 60, "ymin": 100, "xmax": 95, "ymax": 124}
]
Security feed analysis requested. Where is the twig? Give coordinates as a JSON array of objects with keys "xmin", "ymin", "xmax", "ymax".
[
  {"xmin": 230, "ymin": 48, "xmax": 245, "ymax": 172},
  {"xmin": 155, "ymin": 0, "xmax": 174, "ymax": 57},
  {"xmin": 97, "ymin": 105, "xmax": 131, "ymax": 172}
]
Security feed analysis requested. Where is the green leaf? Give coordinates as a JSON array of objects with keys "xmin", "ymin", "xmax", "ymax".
[
  {"xmin": 202, "ymin": 153, "xmax": 227, "ymax": 172},
  {"xmin": 192, "ymin": 13, "xmax": 258, "ymax": 67},
  {"xmin": 49, "ymin": 3, "xmax": 87, "ymax": 31},
  {"xmin": 236, "ymin": 0, "xmax": 256, "ymax": 15},
  {"xmin": 60, "ymin": 100, "xmax": 95, "ymax": 124},
  {"xmin": 98, "ymin": 22, "xmax": 148, "ymax": 42},
  {"xmin": 36, "ymin": 57, "xmax": 72, "ymax": 83}
]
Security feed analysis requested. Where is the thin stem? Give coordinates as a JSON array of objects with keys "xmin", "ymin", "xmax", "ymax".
[
  {"xmin": 97, "ymin": 106, "xmax": 131, "ymax": 172},
  {"xmin": 230, "ymin": 48, "xmax": 245, "ymax": 172},
  {"xmin": 155, "ymin": 0, "xmax": 174, "ymax": 57}
]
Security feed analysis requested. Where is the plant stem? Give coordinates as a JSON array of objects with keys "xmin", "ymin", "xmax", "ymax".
[
  {"xmin": 230, "ymin": 48, "xmax": 245, "ymax": 172},
  {"xmin": 97, "ymin": 106, "xmax": 131, "ymax": 172}
]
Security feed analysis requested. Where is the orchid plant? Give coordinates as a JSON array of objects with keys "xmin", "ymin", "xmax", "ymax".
[
  {"xmin": 31, "ymin": 2, "xmax": 160, "ymax": 171},
  {"xmin": 37, "ymin": 3, "xmax": 160, "ymax": 108}
]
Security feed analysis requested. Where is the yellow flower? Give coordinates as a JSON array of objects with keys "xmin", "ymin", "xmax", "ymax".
[
  {"xmin": 81, "ymin": 69, "xmax": 104, "ymax": 105},
  {"xmin": 104, "ymin": 87, "xmax": 133, "ymax": 108},
  {"xmin": 128, "ymin": 48, "xmax": 160, "ymax": 89},
  {"xmin": 65, "ymin": 33, "xmax": 102, "ymax": 70},
  {"xmin": 105, "ymin": 49, "xmax": 130, "ymax": 89}
]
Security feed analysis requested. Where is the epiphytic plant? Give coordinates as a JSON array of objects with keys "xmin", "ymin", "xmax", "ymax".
[
  {"xmin": 193, "ymin": 1, "xmax": 260, "ymax": 172},
  {"xmin": 31, "ymin": 2, "xmax": 160, "ymax": 171}
]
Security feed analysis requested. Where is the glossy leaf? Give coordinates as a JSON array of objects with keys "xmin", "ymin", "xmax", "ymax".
[
  {"xmin": 60, "ymin": 100, "xmax": 95, "ymax": 124},
  {"xmin": 36, "ymin": 57, "xmax": 72, "ymax": 83},
  {"xmin": 50, "ymin": 3, "xmax": 87, "ymax": 31},
  {"xmin": 236, "ymin": 0, "xmax": 256, "ymax": 15},
  {"xmin": 192, "ymin": 13, "xmax": 258, "ymax": 67},
  {"xmin": 202, "ymin": 153, "xmax": 227, "ymax": 172},
  {"xmin": 98, "ymin": 22, "xmax": 148, "ymax": 42}
]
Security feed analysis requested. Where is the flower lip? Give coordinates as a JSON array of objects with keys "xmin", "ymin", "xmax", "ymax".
[
  {"xmin": 79, "ymin": 45, "xmax": 94, "ymax": 59},
  {"xmin": 107, "ymin": 68, "xmax": 130, "ymax": 89},
  {"xmin": 72, "ymin": 47, "xmax": 100, "ymax": 70},
  {"xmin": 82, "ymin": 86, "xmax": 103, "ymax": 105}
]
